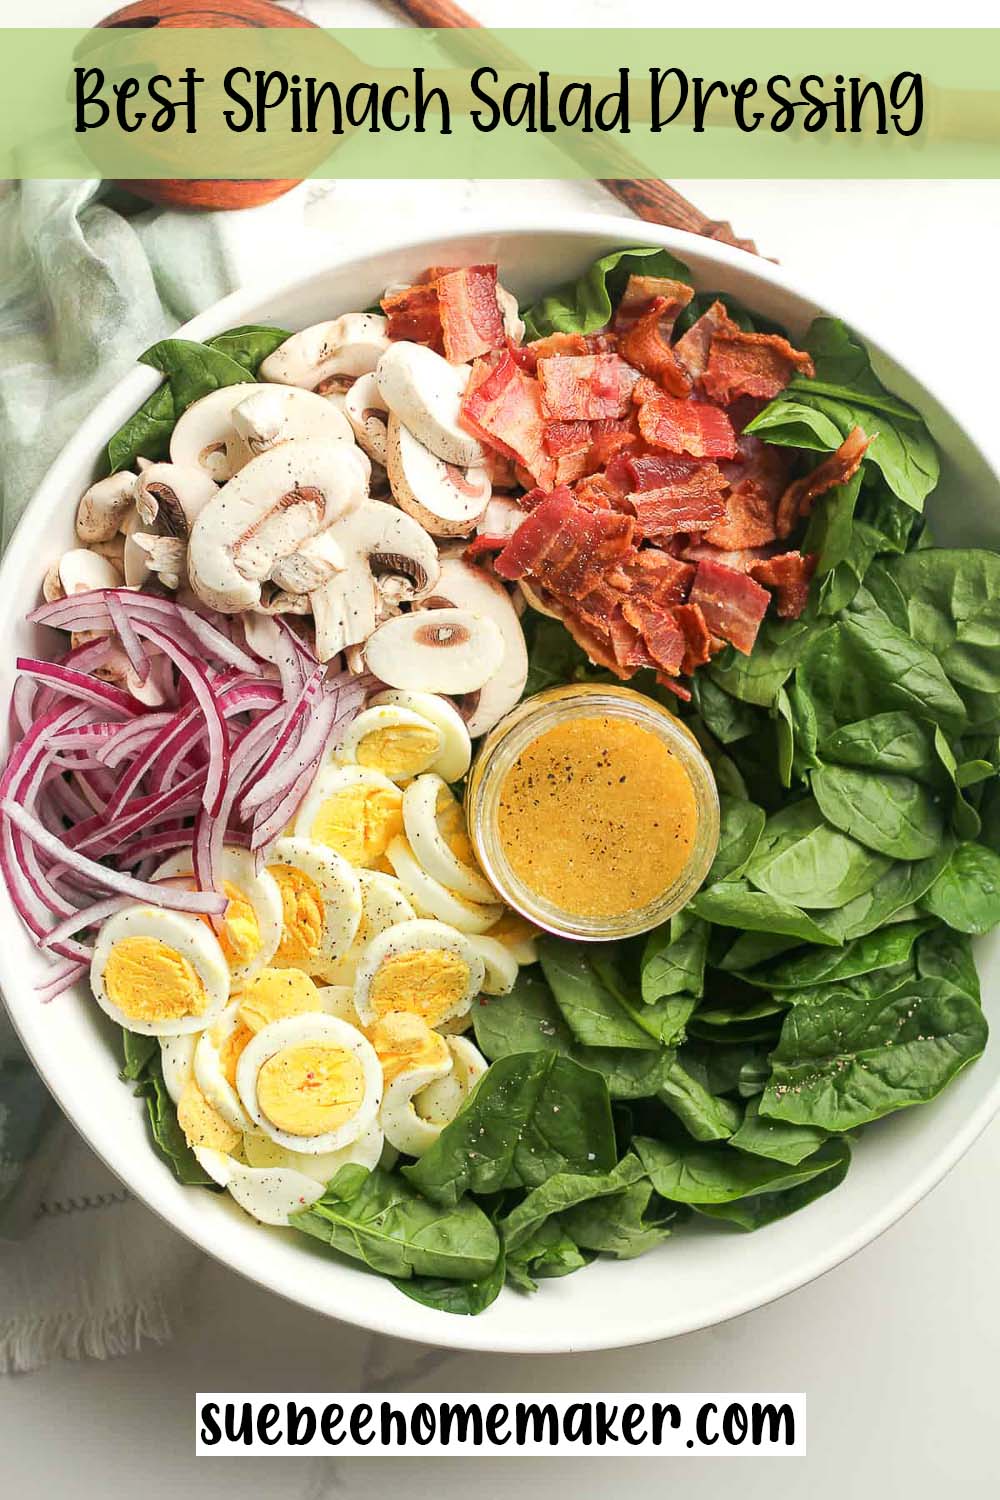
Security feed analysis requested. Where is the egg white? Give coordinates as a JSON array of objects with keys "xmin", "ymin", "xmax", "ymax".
[
  {"xmin": 336, "ymin": 704, "xmax": 444, "ymax": 781},
  {"xmin": 353, "ymin": 917, "xmax": 486, "ymax": 1029},
  {"xmin": 155, "ymin": 847, "xmax": 283, "ymax": 987},
  {"xmin": 309, "ymin": 870, "xmax": 416, "ymax": 987},
  {"xmin": 386, "ymin": 836, "xmax": 501, "ymax": 934},
  {"xmin": 465, "ymin": 934, "xmax": 519, "ymax": 995},
  {"xmin": 268, "ymin": 837, "xmax": 362, "ymax": 966},
  {"xmin": 293, "ymin": 765, "xmax": 403, "ymax": 870},
  {"xmin": 380, "ymin": 1033, "xmax": 488, "ymax": 1158},
  {"xmin": 402, "ymin": 774, "xmax": 495, "ymax": 903},
  {"xmin": 369, "ymin": 689, "xmax": 472, "ymax": 783},
  {"xmin": 91, "ymin": 906, "xmax": 230, "ymax": 1037},
  {"xmin": 193, "ymin": 1002, "xmax": 254, "ymax": 1133}
]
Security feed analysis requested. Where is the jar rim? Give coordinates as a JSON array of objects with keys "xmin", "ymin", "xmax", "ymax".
[{"xmin": 465, "ymin": 684, "xmax": 720, "ymax": 942}]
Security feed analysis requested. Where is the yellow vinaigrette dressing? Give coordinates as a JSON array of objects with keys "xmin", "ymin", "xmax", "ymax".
[{"xmin": 467, "ymin": 686, "xmax": 719, "ymax": 941}]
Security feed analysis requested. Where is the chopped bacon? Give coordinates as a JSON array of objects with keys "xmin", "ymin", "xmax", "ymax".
[
  {"xmin": 703, "ymin": 327, "xmax": 814, "ymax": 404},
  {"xmin": 538, "ymin": 355, "xmax": 639, "ymax": 421},
  {"xmin": 573, "ymin": 472, "xmax": 636, "ymax": 518},
  {"xmin": 689, "ymin": 559, "xmax": 771, "ymax": 655},
  {"xmin": 635, "ymin": 388, "xmax": 738, "ymax": 460},
  {"xmin": 619, "ymin": 297, "xmax": 691, "ymax": 397},
  {"xmin": 776, "ymin": 425, "xmax": 871, "ymax": 537},
  {"xmin": 624, "ymin": 452, "xmax": 698, "ymax": 492},
  {"xmin": 494, "ymin": 490, "xmax": 634, "ymax": 600},
  {"xmin": 460, "ymin": 353, "xmax": 555, "ymax": 488},
  {"xmin": 631, "ymin": 470, "xmax": 728, "ymax": 540},
  {"xmin": 674, "ymin": 602, "xmax": 713, "ymax": 674},
  {"xmin": 544, "ymin": 420, "xmax": 591, "ymax": 457},
  {"xmin": 680, "ymin": 541, "xmax": 775, "ymax": 574},
  {"xmin": 381, "ymin": 281, "xmax": 442, "ymax": 349},
  {"xmin": 613, "ymin": 546, "xmax": 695, "ymax": 608},
  {"xmin": 587, "ymin": 417, "xmax": 640, "ymax": 472},
  {"xmin": 436, "ymin": 264, "xmax": 506, "ymax": 364},
  {"xmin": 613, "ymin": 275, "xmax": 694, "ymax": 332},
  {"xmin": 513, "ymin": 331, "xmax": 590, "ymax": 374},
  {"xmin": 633, "ymin": 608, "xmax": 686, "ymax": 675},
  {"xmin": 704, "ymin": 435, "xmax": 792, "ymax": 550},
  {"xmin": 751, "ymin": 551, "xmax": 818, "ymax": 619},
  {"xmin": 465, "ymin": 533, "xmax": 511, "ymax": 562},
  {"xmin": 672, "ymin": 300, "xmax": 730, "ymax": 379}
]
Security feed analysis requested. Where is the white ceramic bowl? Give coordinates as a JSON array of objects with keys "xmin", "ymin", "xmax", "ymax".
[{"xmin": 3, "ymin": 214, "xmax": 998, "ymax": 1355}]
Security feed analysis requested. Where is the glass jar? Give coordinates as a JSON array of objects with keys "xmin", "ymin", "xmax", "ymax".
[{"xmin": 465, "ymin": 684, "xmax": 719, "ymax": 942}]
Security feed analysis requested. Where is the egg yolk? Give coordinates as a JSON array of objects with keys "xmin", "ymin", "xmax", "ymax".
[
  {"xmin": 268, "ymin": 864, "xmax": 325, "ymax": 964},
  {"xmin": 208, "ymin": 1015, "xmax": 255, "ymax": 1087},
  {"xmin": 239, "ymin": 967, "xmax": 323, "ymax": 1033},
  {"xmin": 436, "ymin": 786, "xmax": 476, "ymax": 868},
  {"xmin": 310, "ymin": 785, "xmax": 403, "ymax": 867},
  {"xmin": 357, "ymin": 724, "xmax": 440, "ymax": 778},
  {"xmin": 103, "ymin": 936, "xmax": 208, "ymax": 1023},
  {"xmin": 369, "ymin": 1012, "xmax": 450, "ymax": 1084},
  {"xmin": 218, "ymin": 881, "xmax": 261, "ymax": 969},
  {"xmin": 367, "ymin": 949, "xmax": 470, "ymax": 1027},
  {"xmin": 256, "ymin": 1043, "xmax": 366, "ymax": 1137},
  {"xmin": 177, "ymin": 1080, "xmax": 240, "ymax": 1153}
]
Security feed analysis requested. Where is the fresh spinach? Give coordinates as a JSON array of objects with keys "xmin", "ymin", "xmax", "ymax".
[
  {"xmin": 696, "ymin": 1140, "xmax": 851, "ymax": 1230},
  {"xmin": 521, "ymin": 245, "xmax": 692, "ymax": 340},
  {"xmin": 811, "ymin": 764, "xmax": 946, "ymax": 860},
  {"xmin": 634, "ymin": 1133, "xmax": 843, "ymax": 1205},
  {"xmin": 921, "ymin": 842, "xmax": 1000, "ymax": 934}
]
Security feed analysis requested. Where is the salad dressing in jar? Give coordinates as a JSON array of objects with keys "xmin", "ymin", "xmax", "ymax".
[{"xmin": 465, "ymin": 685, "xmax": 719, "ymax": 941}]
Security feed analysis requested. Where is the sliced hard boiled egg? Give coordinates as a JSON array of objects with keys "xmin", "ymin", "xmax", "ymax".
[
  {"xmin": 91, "ymin": 906, "xmax": 230, "ymax": 1037},
  {"xmin": 353, "ymin": 917, "xmax": 485, "ymax": 1029},
  {"xmin": 235, "ymin": 1012, "xmax": 382, "ymax": 1154},
  {"xmin": 337, "ymin": 704, "xmax": 444, "ymax": 782},
  {"xmin": 402, "ymin": 774, "xmax": 495, "ymax": 904},
  {"xmin": 267, "ymin": 838, "xmax": 362, "ymax": 968},
  {"xmin": 156, "ymin": 846, "xmax": 282, "ymax": 987},
  {"xmin": 159, "ymin": 1034, "xmax": 197, "ymax": 1104},
  {"xmin": 465, "ymin": 934, "xmax": 519, "ymax": 996},
  {"xmin": 239, "ymin": 966, "xmax": 327, "ymax": 1032},
  {"xmin": 370, "ymin": 689, "xmax": 472, "ymax": 783},
  {"xmin": 176, "ymin": 1081, "xmax": 242, "ymax": 1155},
  {"xmin": 372, "ymin": 1013, "xmax": 453, "ymax": 1157},
  {"xmin": 294, "ymin": 766, "xmax": 404, "ymax": 869},
  {"xmin": 484, "ymin": 910, "xmax": 541, "ymax": 967},
  {"xmin": 415, "ymin": 1034, "xmax": 489, "ymax": 1128},
  {"xmin": 243, "ymin": 1119, "xmax": 384, "ymax": 1184},
  {"xmin": 193, "ymin": 1002, "xmax": 255, "ymax": 1132},
  {"xmin": 386, "ymin": 836, "xmax": 501, "ymax": 935},
  {"xmin": 194, "ymin": 1146, "xmax": 325, "ymax": 1226},
  {"xmin": 310, "ymin": 870, "xmax": 416, "ymax": 988}
]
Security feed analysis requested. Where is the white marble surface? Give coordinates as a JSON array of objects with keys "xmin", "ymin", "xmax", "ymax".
[{"xmin": 4, "ymin": 2, "xmax": 1000, "ymax": 1493}]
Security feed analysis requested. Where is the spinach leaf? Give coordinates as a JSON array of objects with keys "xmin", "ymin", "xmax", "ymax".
[
  {"xmin": 203, "ymin": 324, "xmax": 290, "ymax": 370},
  {"xmin": 657, "ymin": 1060, "xmax": 742, "ymax": 1142},
  {"xmin": 679, "ymin": 1038, "xmax": 773, "ymax": 1100},
  {"xmin": 690, "ymin": 880, "xmax": 840, "ymax": 947},
  {"xmin": 589, "ymin": 950, "xmax": 694, "ymax": 1046},
  {"xmin": 708, "ymin": 795, "xmax": 766, "ymax": 883},
  {"xmin": 120, "ymin": 1028, "xmax": 157, "ymax": 1082},
  {"xmin": 709, "ymin": 613, "xmax": 823, "ymax": 709},
  {"xmin": 812, "ymin": 846, "xmax": 953, "ymax": 943},
  {"xmin": 521, "ymin": 245, "xmax": 691, "ymax": 340},
  {"xmin": 107, "ymin": 383, "xmax": 177, "ymax": 472},
  {"xmin": 696, "ymin": 1139, "xmax": 850, "ymax": 1229},
  {"xmin": 501, "ymin": 1154, "xmax": 647, "ymax": 1252},
  {"xmin": 921, "ymin": 842, "xmax": 1000, "ymax": 934},
  {"xmin": 505, "ymin": 1220, "xmax": 591, "ymax": 1291},
  {"xmin": 561, "ymin": 1175, "xmax": 676, "ymax": 1259},
  {"xmin": 395, "ymin": 1247, "xmax": 507, "ymax": 1316},
  {"xmin": 292, "ymin": 1165, "xmax": 499, "ymax": 1281},
  {"xmin": 634, "ymin": 1133, "xmax": 843, "ymax": 1205},
  {"xmin": 821, "ymin": 711, "xmax": 941, "ymax": 785},
  {"xmin": 140, "ymin": 338, "xmax": 253, "ymax": 413},
  {"xmin": 728, "ymin": 1098, "xmax": 830, "ymax": 1166},
  {"xmin": 878, "ymin": 550, "xmax": 1000, "ymax": 699},
  {"xmin": 539, "ymin": 938, "xmax": 657, "ymax": 1050},
  {"xmin": 128, "ymin": 1048, "xmax": 216, "ymax": 1188},
  {"xmin": 690, "ymin": 677, "xmax": 761, "ymax": 745},
  {"xmin": 915, "ymin": 926, "xmax": 981, "ymax": 1001},
  {"xmin": 405, "ymin": 1052, "xmax": 616, "ymax": 1207},
  {"xmin": 742, "ymin": 918, "xmax": 931, "ymax": 992},
  {"xmin": 520, "ymin": 614, "xmax": 594, "ymax": 697},
  {"xmin": 745, "ymin": 797, "xmax": 892, "ymax": 908},
  {"xmin": 761, "ymin": 975, "xmax": 988, "ymax": 1131},
  {"xmin": 811, "ymin": 764, "xmax": 946, "ymax": 860},
  {"xmin": 642, "ymin": 912, "xmax": 709, "ymax": 1003}
]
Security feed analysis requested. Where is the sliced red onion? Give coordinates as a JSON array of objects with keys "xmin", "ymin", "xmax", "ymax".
[
  {"xmin": 106, "ymin": 593, "xmax": 150, "ymax": 684},
  {"xmin": 131, "ymin": 621, "xmax": 229, "ymax": 816},
  {"xmin": 16, "ymin": 659, "xmax": 137, "ymax": 716}
]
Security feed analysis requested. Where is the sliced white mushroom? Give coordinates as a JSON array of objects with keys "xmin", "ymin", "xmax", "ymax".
[
  {"xmin": 307, "ymin": 501, "xmax": 439, "ymax": 662},
  {"xmin": 134, "ymin": 463, "xmax": 219, "ymax": 537},
  {"xmin": 187, "ymin": 438, "xmax": 368, "ymax": 614},
  {"xmin": 90, "ymin": 534, "xmax": 127, "ymax": 570},
  {"xmin": 230, "ymin": 385, "xmax": 355, "ymax": 459},
  {"xmin": 269, "ymin": 529, "xmax": 345, "ymax": 596},
  {"xmin": 418, "ymin": 556, "xmax": 528, "ymax": 735},
  {"xmin": 364, "ymin": 608, "xmax": 503, "ymax": 695},
  {"xmin": 168, "ymin": 383, "xmax": 260, "ymax": 482},
  {"xmin": 496, "ymin": 282, "xmax": 525, "ymax": 344},
  {"xmin": 76, "ymin": 471, "xmax": 137, "ymax": 544},
  {"xmin": 44, "ymin": 548, "xmax": 122, "ymax": 601},
  {"xmin": 259, "ymin": 314, "xmax": 390, "ymax": 393},
  {"xmin": 129, "ymin": 533, "xmax": 187, "ymax": 592},
  {"xmin": 375, "ymin": 342, "xmax": 484, "ymax": 468},
  {"xmin": 344, "ymin": 372, "xmax": 390, "ymax": 466},
  {"xmin": 386, "ymin": 415, "xmax": 491, "ymax": 538},
  {"xmin": 476, "ymin": 495, "xmax": 525, "ymax": 539},
  {"xmin": 402, "ymin": 774, "xmax": 495, "ymax": 904}
]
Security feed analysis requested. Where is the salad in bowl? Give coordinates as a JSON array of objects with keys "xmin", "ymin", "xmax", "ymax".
[{"xmin": 4, "ymin": 237, "xmax": 999, "ymax": 1322}]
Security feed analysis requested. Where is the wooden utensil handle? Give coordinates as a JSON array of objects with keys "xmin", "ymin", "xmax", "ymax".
[{"xmin": 390, "ymin": 0, "xmax": 759, "ymax": 256}]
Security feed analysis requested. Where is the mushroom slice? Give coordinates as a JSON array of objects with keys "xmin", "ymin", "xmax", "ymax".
[
  {"xmin": 76, "ymin": 471, "xmax": 137, "ymax": 543},
  {"xmin": 476, "ymin": 495, "xmax": 524, "ymax": 540},
  {"xmin": 307, "ymin": 501, "xmax": 439, "ymax": 662},
  {"xmin": 344, "ymin": 372, "xmax": 389, "ymax": 466},
  {"xmin": 496, "ymin": 282, "xmax": 525, "ymax": 344},
  {"xmin": 129, "ymin": 533, "xmax": 187, "ymax": 592},
  {"xmin": 168, "ymin": 383, "xmax": 260, "ymax": 482},
  {"xmin": 269, "ymin": 530, "xmax": 345, "ymax": 596},
  {"xmin": 420, "ymin": 556, "xmax": 528, "ymax": 735},
  {"xmin": 375, "ymin": 342, "xmax": 484, "ymax": 468},
  {"xmin": 58, "ymin": 548, "xmax": 123, "ymax": 597},
  {"xmin": 187, "ymin": 438, "xmax": 368, "ymax": 614},
  {"xmin": 134, "ymin": 463, "xmax": 219, "ymax": 537},
  {"xmin": 364, "ymin": 608, "xmax": 503, "ymax": 695},
  {"xmin": 259, "ymin": 314, "xmax": 390, "ymax": 393},
  {"xmin": 230, "ymin": 385, "xmax": 355, "ymax": 458},
  {"xmin": 386, "ymin": 415, "xmax": 491, "ymax": 538}
]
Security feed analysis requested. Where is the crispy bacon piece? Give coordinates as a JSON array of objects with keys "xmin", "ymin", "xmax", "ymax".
[
  {"xmin": 513, "ymin": 331, "xmax": 590, "ymax": 374},
  {"xmin": 436, "ymin": 264, "xmax": 506, "ymax": 364},
  {"xmin": 538, "ymin": 355, "xmax": 639, "ymax": 421},
  {"xmin": 381, "ymin": 281, "xmax": 442, "ymax": 349},
  {"xmin": 635, "ymin": 388, "xmax": 738, "ymax": 460},
  {"xmin": 672, "ymin": 299, "xmax": 730, "ymax": 379},
  {"xmin": 613, "ymin": 274, "xmax": 694, "ymax": 331},
  {"xmin": 704, "ymin": 434, "xmax": 792, "ymax": 550},
  {"xmin": 544, "ymin": 420, "xmax": 591, "ymax": 456},
  {"xmin": 674, "ymin": 602, "xmax": 713, "ymax": 674},
  {"xmin": 689, "ymin": 559, "xmax": 771, "ymax": 655},
  {"xmin": 613, "ymin": 547, "xmax": 695, "ymax": 609},
  {"xmin": 624, "ymin": 452, "xmax": 697, "ymax": 492},
  {"xmin": 588, "ymin": 417, "xmax": 640, "ymax": 472},
  {"xmin": 703, "ymin": 327, "xmax": 815, "ymax": 405},
  {"xmin": 631, "ymin": 470, "xmax": 728, "ymax": 540},
  {"xmin": 680, "ymin": 541, "xmax": 775, "ymax": 574},
  {"xmin": 619, "ymin": 296, "xmax": 692, "ymax": 397},
  {"xmin": 465, "ymin": 533, "xmax": 511, "ymax": 563},
  {"xmin": 460, "ymin": 353, "xmax": 555, "ymax": 488},
  {"xmin": 494, "ymin": 489, "xmax": 634, "ymax": 599},
  {"xmin": 573, "ymin": 472, "xmax": 636, "ymax": 518},
  {"xmin": 751, "ymin": 551, "xmax": 818, "ymax": 619},
  {"xmin": 776, "ymin": 426, "xmax": 871, "ymax": 537}
]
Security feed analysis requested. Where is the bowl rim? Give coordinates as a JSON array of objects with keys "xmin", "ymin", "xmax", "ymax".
[{"xmin": 3, "ymin": 209, "xmax": 998, "ymax": 1356}]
